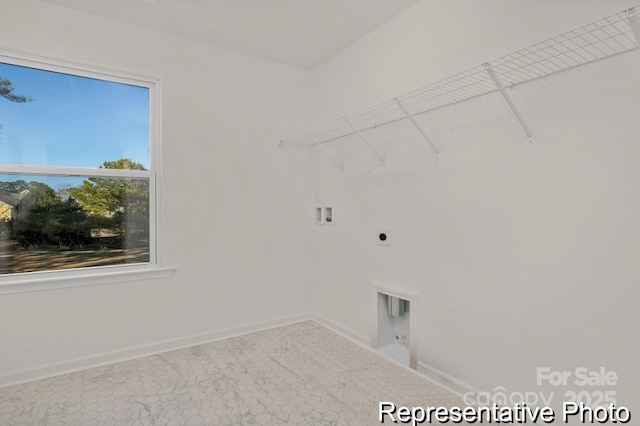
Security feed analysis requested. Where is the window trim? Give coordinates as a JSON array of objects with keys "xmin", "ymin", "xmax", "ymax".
[
  {"xmin": 0, "ymin": 265, "xmax": 175, "ymax": 295},
  {"xmin": 0, "ymin": 50, "xmax": 174, "ymax": 293}
]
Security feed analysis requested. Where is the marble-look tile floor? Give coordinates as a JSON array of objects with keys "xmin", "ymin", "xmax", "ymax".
[{"xmin": 0, "ymin": 321, "xmax": 464, "ymax": 425}]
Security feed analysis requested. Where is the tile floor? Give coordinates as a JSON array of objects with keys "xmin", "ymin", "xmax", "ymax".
[{"xmin": 0, "ymin": 321, "xmax": 463, "ymax": 425}]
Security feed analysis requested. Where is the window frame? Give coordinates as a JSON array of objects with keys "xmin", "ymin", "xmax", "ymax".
[{"xmin": 0, "ymin": 50, "xmax": 174, "ymax": 294}]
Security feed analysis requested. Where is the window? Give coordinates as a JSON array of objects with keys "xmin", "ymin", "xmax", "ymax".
[{"xmin": 0, "ymin": 52, "xmax": 172, "ymax": 293}]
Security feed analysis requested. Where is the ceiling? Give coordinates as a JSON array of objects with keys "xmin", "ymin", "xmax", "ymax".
[{"xmin": 42, "ymin": 0, "xmax": 418, "ymax": 70}]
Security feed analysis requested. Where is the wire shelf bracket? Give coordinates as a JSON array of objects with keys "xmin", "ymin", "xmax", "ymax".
[
  {"xmin": 279, "ymin": 4, "xmax": 640, "ymax": 158},
  {"xmin": 485, "ymin": 63, "xmax": 534, "ymax": 142},
  {"xmin": 308, "ymin": 131, "xmax": 344, "ymax": 172},
  {"xmin": 396, "ymin": 99, "xmax": 440, "ymax": 156},
  {"xmin": 343, "ymin": 116, "xmax": 386, "ymax": 164},
  {"xmin": 627, "ymin": 7, "xmax": 640, "ymax": 44}
]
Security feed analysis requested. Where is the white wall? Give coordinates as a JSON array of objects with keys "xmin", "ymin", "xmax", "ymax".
[
  {"xmin": 0, "ymin": 0, "xmax": 313, "ymax": 381},
  {"xmin": 307, "ymin": 0, "xmax": 640, "ymax": 410}
]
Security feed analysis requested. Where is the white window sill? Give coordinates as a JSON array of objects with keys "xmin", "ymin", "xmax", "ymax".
[{"xmin": 0, "ymin": 265, "xmax": 176, "ymax": 295}]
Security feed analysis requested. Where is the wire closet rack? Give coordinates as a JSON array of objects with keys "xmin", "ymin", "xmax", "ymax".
[{"xmin": 279, "ymin": 5, "xmax": 640, "ymax": 160}]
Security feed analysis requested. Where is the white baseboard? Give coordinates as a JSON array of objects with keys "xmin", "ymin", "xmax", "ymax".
[
  {"xmin": 310, "ymin": 312, "xmax": 369, "ymax": 346},
  {"xmin": 418, "ymin": 361, "xmax": 483, "ymax": 398},
  {"xmin": 310, "ymin": 313, "xmax": 481, "ymax": 399},
  {"xmin": 0, "ymin": 312, "xmax": 312, "ymax": 389}
]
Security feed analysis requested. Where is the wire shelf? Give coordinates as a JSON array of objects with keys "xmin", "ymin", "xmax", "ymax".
[{"xmin": 280, "ymin": 5, "xmax": 640, "ymax": 148}]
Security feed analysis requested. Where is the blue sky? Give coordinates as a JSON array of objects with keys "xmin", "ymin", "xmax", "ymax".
[{"xmin": 0, "ymin": 61, "xmax": 149, "ymax": 189}]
